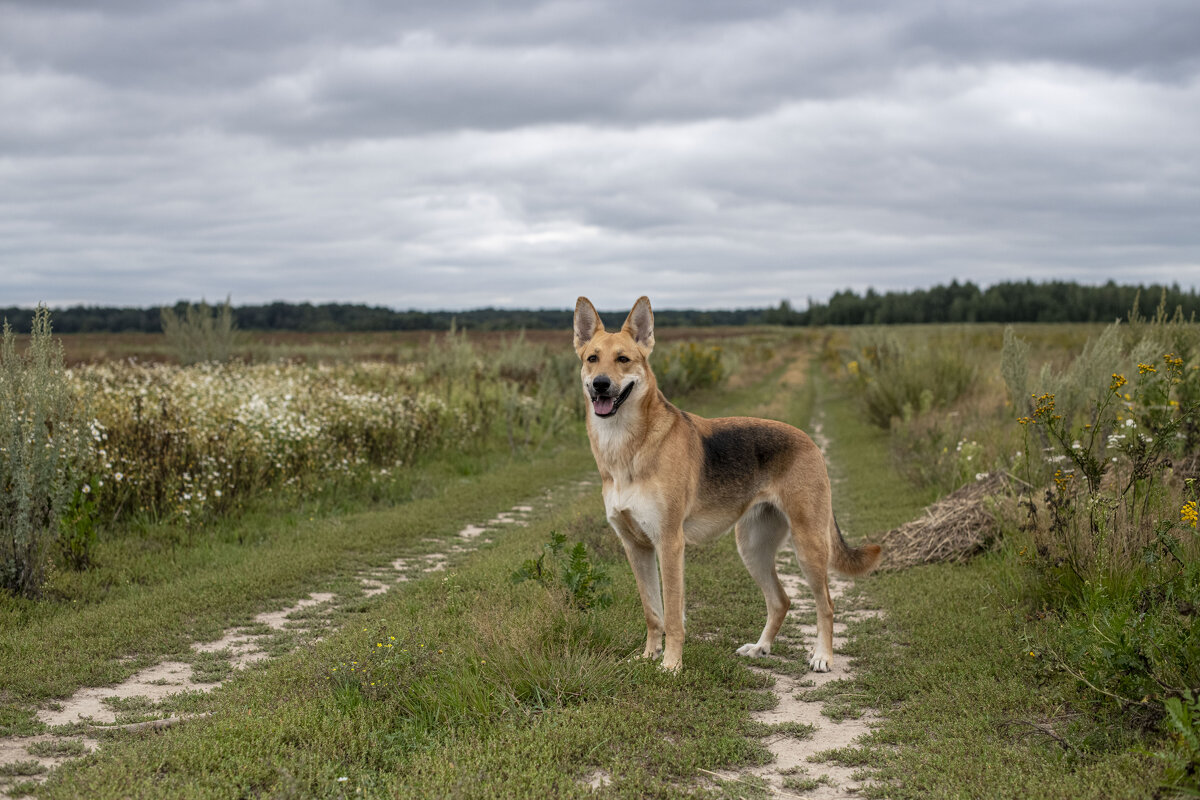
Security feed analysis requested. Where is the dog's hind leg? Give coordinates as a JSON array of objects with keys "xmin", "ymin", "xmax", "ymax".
[
  {"xmin": 734, "ymin": 505, "xmax": 792, "ymax": 658},
  {"xmin": 616, "ymin": 532, "xmax": 665, "ymax": 660},
  {"xmin": 792, "ymin": 536, "xmax": 836, "ymax": 673}
]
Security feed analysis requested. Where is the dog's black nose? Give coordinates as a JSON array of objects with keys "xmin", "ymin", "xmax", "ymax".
[{"xmin": 592, "ymin": 375, "xmax": 612, "ymax": 394}]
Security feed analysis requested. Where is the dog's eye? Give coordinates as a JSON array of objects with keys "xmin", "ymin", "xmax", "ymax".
[
  {"xmin": 587, "ymin": 354, "xmax": 599, "ymax": 363},
  {"xmin": 617, "ymin": 355, "xmax": 630, "ymax": 363}
]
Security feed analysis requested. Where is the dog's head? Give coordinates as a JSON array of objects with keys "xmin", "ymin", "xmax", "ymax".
[{"xmin": 573, "ymin": 296, "xmax": 656, "ymax": 420}]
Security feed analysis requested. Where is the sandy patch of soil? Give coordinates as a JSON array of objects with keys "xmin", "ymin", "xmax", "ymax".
[{"xmin": 726, "ymin": 564, "xmax": 881, "ymax": 799}]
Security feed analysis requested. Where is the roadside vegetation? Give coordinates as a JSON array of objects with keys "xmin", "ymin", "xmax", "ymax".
[{"xmin": 824, "ymin": 295, "xmax": 1200, "ymax": 797}]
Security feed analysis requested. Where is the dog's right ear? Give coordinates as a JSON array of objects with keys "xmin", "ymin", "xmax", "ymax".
[{"xmin": 574, "ymin": 297, "xmax": 604, "ymax": 351}]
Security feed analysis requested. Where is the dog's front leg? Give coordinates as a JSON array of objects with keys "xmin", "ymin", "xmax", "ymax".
[
  {"xmin": 658, "ymin": 526, "xmax": 686, "ymax": 673},
  {"xmin": 616, "ymin": 531, "xmax": 664, "ymax": 660}
]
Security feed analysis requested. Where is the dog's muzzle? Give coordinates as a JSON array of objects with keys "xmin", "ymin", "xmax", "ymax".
[{"xmin": 590, "ymin": 380, "xmax": 634, "ymax": 418}]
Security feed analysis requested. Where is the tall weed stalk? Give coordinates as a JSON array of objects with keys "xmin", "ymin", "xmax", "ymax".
[
  {"xmin": 0, "ymin": 308, "xmax": 92, "ymax": 597},
  {"xmin": 160, "ymin": 296, "xmax": 240, "ymax": 365}
]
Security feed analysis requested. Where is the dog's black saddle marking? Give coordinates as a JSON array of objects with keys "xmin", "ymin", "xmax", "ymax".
[{"xmin": 701, "ymin": 424, "xmax": 789, "ymax": 491}]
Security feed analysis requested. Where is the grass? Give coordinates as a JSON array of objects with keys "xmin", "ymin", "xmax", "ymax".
[
  {"xmin": 0, "ymin": 760, "xmax": 46, "ymax": 777},
  {"xmin": 0, "ymin": 445, "xmax": 595, "ymax": 706},
  {"xmin": 824, "ymin": 560, "xmax": 1153, "ymax": 798},
  {"xmin": 25, "ymin": 739, "xmax": 87, "ymax": 758},
  {"xmin": 813, "ymin": 370, "xmax": 1160, "ymax": 798},
  {"xmin": 34, "ymin": 462, "xmax": 788, "ymax": 798}
]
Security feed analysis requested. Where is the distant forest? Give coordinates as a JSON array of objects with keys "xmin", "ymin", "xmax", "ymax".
[{"xmin": 2, "ymin": 280, "xmax": 1197, "ymax": 333}]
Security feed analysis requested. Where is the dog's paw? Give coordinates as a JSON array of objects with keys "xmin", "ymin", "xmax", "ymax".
[
  {"xmin": 808, "ymin": 653, "xmax": 832, "ymax": 672},
  {"xmin": 735, "ymin": 643, "xmax": 770, "ymax": 658},
  {"xmin": 659, "ymin": 658, "xmax": 682, "ymax": 674}
]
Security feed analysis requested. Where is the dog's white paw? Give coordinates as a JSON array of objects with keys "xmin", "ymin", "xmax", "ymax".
[
  {"xmin": 808, "ymin": 653, "xmax": 832, "ymax": 672},
  {"xmin": 736, "ymin": 643, "xmax": 770, "ymax": 658}
]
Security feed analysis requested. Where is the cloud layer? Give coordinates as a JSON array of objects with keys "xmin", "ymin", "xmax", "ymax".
[{"xmin": 2, "ymin": 0, "xmax": 1198, "ymax": 309}]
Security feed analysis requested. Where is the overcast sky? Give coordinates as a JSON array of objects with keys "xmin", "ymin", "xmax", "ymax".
[{"xmin": 2, "ymin": 0, "xmax": 1198, "ymax": 311}]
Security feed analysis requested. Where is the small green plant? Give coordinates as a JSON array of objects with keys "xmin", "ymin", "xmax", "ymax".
[
  {"xmin": 1001, "ymin": 325, "xmax": 1032, "ymax": 415},
  {"xmin": 766, "ymin": 720, "xmax": 816, "ymax": 740},
  {"xmin": 1, "ymin": 306, "xmax": 92, "ymax": 597},
  {"xmin": 781, "ymin": 772, "xmax": 832, "ymax": 792},
  {"xmin": 1156, "ymin": 690, "xmax": 1200, "ymax": 797},
  {"xmin": 511, "ymin": 531, "xmax": 612, "ymax": 611},
  {"xmin": 1020, "ymin": 358, "xmax": 1199, "ymax": 581},
  {"xmin": 59, "ymin": 478, "xmax": 100, "ymax": 570},
  {"xmin": 160, "ymin": 296, "xmax": 240, "ymax": 365},
  {"xmin": 330, "ymin": 669, "xmax": 365, "ymax": 715},
  {"xmin": 189, "ymin": 650, "xmax": 234, "ymax": 684},
  {"xmin": 26, "ymin": 738, "xmax": 87, "ymax": 758},
  {"xmin": 0, "ymin": 759, "xmax": 47, "ymax": 777}
]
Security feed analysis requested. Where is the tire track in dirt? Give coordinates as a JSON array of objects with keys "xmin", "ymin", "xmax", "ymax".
[
  {"xmin": 716, "ymin": 416, "xmax": 883, "ymax": 799},
  {"xmin": 0, "ymin": 481, "xmax": 592, "ymax": 798}
]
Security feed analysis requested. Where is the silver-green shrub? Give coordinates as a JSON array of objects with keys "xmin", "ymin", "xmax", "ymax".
[
  {"xmin": 160, "ymin": 296, "xmax": 240, "ymax": 365},
  {"xmin": 1000, "ymin": 326, "xmax": 1030, "ymax": 415},
  {"xmin": 0, "ymin": 307, "xmax": 91, "ymax": 597},
  {"xmin": 1050, "ymin": 322, "xmax": 1123, "ymax": 427}
]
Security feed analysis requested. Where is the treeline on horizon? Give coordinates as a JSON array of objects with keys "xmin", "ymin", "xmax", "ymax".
[{"xmin": 2, "ymin": 280, "xmax": 1197, "ymax": 334}]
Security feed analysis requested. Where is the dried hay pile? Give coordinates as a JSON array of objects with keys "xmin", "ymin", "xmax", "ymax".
[{"xmin": 877, "ymin": 472, "xmax": 1010, "ymax": 570}]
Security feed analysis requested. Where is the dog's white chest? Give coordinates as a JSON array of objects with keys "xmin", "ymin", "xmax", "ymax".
[{"xmin": 603, "ymin": 479, "xmax": 662, "ymax": 544}]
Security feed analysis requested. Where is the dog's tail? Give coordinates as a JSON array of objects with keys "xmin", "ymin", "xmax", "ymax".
[{"xmin": 830, "ymin": 516, "xmax": 883, "ymax": 576}]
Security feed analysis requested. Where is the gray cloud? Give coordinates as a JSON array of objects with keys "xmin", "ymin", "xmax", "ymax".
[{"xmin": 1, "ymin": 0, "xmax": 1198, "ymax": 310}]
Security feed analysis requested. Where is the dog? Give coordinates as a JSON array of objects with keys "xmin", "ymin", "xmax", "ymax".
[{"xmin": 573, "ymin": 296, "xmax": 882, "ymax": 673}]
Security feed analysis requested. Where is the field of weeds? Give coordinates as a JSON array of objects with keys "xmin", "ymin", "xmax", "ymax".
[
  {"xmin": 825, "ymin": 308, "xmax": 1200, "ymax": 797},
  {"xmin": 69, "ymin": 330, "xmax": 731, "ymax": 521}
]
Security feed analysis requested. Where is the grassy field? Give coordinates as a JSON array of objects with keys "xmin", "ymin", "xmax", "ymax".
[{"xmin": 1, "ymin": 321, "xmax": 1193, "ymax": 797}]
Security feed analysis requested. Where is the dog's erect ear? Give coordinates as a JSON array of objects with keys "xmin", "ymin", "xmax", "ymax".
[
  {"xmin": 574, "ymin": 297, "xmax": 604, "ymax": 351},
  {"xmin": 622, "ymin": 296, "xmax": 654, "ymax": 353}
]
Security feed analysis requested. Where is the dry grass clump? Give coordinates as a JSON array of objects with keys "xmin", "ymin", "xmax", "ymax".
[{"xmin": 877, "ymin": 472, "xmax": 1008, "ymax": 570}]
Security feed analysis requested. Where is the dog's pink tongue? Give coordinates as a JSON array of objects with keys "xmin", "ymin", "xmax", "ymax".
[{"xmin": 593, "ymin": 396, "xmax": 615, "ymax": 416}]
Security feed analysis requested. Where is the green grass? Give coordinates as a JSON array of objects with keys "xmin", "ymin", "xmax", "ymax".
[
  {"xmin": 817, "ymin": 379, "xmax": 939, "ymax": 536},
  {"xmin": 0, "ymin": 444, "xmax": 595, "ymax": 707},
  {"xmin": 25, "ymin": 739, "xmax": 87, "ymax": 758},
  {"xmin": 35, "ymin": 474, "xmax": 790, "ymax": 798}
]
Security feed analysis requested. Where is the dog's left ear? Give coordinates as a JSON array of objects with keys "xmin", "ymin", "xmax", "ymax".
[{"xmin": 622, "ymin": 296, "xmax": 655, "ymax": 353}]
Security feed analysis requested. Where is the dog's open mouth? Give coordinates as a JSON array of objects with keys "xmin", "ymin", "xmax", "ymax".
[{"xmin": 592, "ymin": 381, "xmax": 634, "ymax": 418}]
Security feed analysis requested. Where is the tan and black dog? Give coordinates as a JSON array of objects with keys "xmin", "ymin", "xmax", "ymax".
[{"xmin": 574, "ymin": 295, "xmax": 882, "ymax": 673}]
